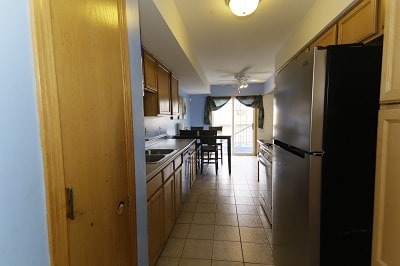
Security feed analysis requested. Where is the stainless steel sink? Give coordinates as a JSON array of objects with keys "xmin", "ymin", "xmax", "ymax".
[
  {"xmin": 145, "ymin": 148, "xmax": 178, "ymax": 163},
  {"xmin": 145, "ymin": 154, "xmax": 167, "ymax": 163},
  {"xmin": 145, "ymin": 148, "xmax": 177, "ymax": 155}
]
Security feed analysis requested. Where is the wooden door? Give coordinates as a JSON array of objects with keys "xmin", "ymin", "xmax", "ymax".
[{"xmin": 31, "ymin": 0, "xmax": 136, "ymax": 265}]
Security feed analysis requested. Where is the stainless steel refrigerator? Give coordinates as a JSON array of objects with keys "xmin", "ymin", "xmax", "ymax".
[{"xmin": 272, "ymin": 44, "xmax": 382, "ymax": 266}]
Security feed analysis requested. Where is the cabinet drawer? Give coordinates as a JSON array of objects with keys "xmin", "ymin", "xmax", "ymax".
[
  {"xmin": 147, "ymin": 172, "xmax": 162, "ymax": 200},
  {"xmin": 174, "ymin": 155, "xmax": 182, "ymax": 169},
  {"xmin": 162, "ymin": 163, "xmax": 174, "ymax": 182}
]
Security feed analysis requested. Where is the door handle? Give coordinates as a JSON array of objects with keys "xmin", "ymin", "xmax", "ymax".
[{"xmin": 117, "ymin": 201, "xmax": 125, "ymax": 215}]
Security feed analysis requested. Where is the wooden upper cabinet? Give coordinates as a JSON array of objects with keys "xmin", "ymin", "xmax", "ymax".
[
  {"xmin": 309, "ymin": 25, "xmax": 337, "ymax": 48},
  {"xmin": 338, "ymin": 0, "xmax": 378, "ymax": 44},
  {"xmin": 378, "ymin": 0, "xmax": 387, "ymax": 35},
  {"xmin": 143, "ymin": 49, "xmax": 157, "ymax": 92},
  {"xmin": 171, "ymin": 73, "xmax": 179, "ymax": 115},
  {"xmin": 379, "ymin": 0, "xmax": 400, "ymax": 103},
  {"xmin": 142, "ymin": 47, "xmax": 180, "ymax": 116},
  {"xmin": 157, "ymin": 63, "xmax": 172, "ymax": 115}
]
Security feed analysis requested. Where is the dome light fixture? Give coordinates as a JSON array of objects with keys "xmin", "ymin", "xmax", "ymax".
[{"xmin": 226, "ymin": 0, "xmax": 260, "ymax": 17}]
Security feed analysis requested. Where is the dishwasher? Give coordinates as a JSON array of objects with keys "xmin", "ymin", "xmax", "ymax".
[{"xmin": 181, "ymin": 147, "xmax": 191, "ymax": 202}]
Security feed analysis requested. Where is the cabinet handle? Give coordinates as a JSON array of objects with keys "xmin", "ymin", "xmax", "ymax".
[{"xmin": 65, "ymin": 187, "xmax": 75, "ymax": 220}]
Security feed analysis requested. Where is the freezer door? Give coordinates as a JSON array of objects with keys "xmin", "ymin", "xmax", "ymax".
[
  {"xmin": 274, "ymin": 48, "xmax": 326, "ymax": 152},
  {"xmin": 272, "ymin": 144, "xmax": 322, "ymax": 266}
]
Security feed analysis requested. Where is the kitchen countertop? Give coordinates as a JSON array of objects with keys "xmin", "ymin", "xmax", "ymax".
[{"xmin": 145, "ymin": 138, "xmax": 196, "ymax": 181}]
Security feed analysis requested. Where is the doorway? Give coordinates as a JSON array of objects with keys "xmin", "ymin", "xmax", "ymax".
[{"xmin": 212, "ymin": 97, "xmax": 255, "ymax": 155}]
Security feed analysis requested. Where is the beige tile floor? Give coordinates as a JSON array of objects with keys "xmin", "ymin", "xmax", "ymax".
[{"xmin": 156, "ymin": 156, "xmax": 275, "ymax": 266}]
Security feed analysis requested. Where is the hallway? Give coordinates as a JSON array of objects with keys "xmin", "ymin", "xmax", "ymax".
[{"xmin": 156, "ymin": 156, "xmax": 275, "ymax": 266}]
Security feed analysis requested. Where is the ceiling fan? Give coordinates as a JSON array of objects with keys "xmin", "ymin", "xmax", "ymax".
[
  {"xmin": 217, "ymin": 72, "xmax": 269, "ymax": 93},
  {"xmin": 233, "ymin": 73, "xmax": 250, "ymax": 91},
  {"xmin": 215, "ymin": 66, "xmax": 272, "ymax": 92}
]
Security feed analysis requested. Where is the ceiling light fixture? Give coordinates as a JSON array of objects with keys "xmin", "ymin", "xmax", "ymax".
[
  {"xmin": 226, "ymin": 0, "xmax": 260, "ymax": 17},
  {"xmin": 234, "ymin": 73, "xmax": 249, "ymax": 92}
]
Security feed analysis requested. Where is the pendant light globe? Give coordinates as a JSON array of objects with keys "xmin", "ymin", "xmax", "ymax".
[{"xmin": 227, "ymin": 0, "xmax": 259, "ymax": 16}]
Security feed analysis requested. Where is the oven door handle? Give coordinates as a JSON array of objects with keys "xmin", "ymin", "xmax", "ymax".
[{"xmin": 258, "ymin": 154, "xmax": 272, "ymax": 166}]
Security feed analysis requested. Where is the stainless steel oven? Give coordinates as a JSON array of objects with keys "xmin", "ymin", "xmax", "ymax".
[{"xmin": 258, "ymin": 140, "xmax": 273, "ymax": 225}]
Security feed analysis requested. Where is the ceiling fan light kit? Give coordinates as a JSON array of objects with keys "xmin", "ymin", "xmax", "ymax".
[
  {"xmin": 234, "ymin": 73, "xmax": 249, "ymax": 92},
  {"xmin": 226, "ymin": 0, "xmax": 260, "ymax": 17}
]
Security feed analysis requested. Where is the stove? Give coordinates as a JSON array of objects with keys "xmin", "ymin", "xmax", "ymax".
[{"xmin": 257, "ymin": 139, "xmax": 273, "ymax": 225}]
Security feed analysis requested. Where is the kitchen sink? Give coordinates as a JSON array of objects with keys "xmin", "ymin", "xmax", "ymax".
[
  {"xmin": 145, "ymin": 149, "xmax": 178, "ymax": 163},
  {"xmin": 145, "ymin": 148, "xmax": 177, "ymax": 155},
  {"xmin": 145, "ymin": 154, "xmax": 167, "ymax": 163}
]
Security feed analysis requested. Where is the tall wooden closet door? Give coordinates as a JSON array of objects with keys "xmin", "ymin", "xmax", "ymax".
[{"xmin": 49, "ymin": 0, "xmax": 135, "ymax": 264}]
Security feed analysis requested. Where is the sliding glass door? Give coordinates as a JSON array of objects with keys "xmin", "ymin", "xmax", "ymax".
[{"xmin": 212, "ymin": 97, "xmax": 255, "ymax": 155}]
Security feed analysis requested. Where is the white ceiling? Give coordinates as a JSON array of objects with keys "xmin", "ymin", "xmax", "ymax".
[{"xmin": 139, "ymin": 0, "xmax": 319, "ymax": 94}]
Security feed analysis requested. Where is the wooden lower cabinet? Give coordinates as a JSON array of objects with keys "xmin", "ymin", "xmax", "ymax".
[
  {"xmin": 146, "ymin": 154, "xmax": 186, "ymax": 265},
  {"xmin": 147, "ymin": 188, "xmax": 163, "ymax": 266},
  {"xmin": 163, "ymin": 175, "xmax": 175, "ymax": 242}
]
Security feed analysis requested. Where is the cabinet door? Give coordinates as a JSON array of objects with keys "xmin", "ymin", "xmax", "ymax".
[
  {"xmin": 163, "ymin": 175, "xmax": 175, "ymax": 241},
  {"xmin": 147, "ymin": 188, "xmax": 163, "ymax": 266},
  {"xmin": 379, "ymin": 0, "xmax": 400, "ymax": 103},
  {"xmin": 174, "ymin": 167, "xmax": 182, "ymax": 215},
  {"xmin": 309, "ymin": 25, "xmax": 337, "ymax": 48},
  {"xmin": 143, "ymin": 49, "xmax": 157, "ymax": 92},
  {"xmin": 144, "ymin": 90, "xmax": 159, "ymax": 116},
  {"xmin": 372, "ymin": 107, "xmax": 400, "ymax": 265},
  {"xmin": 157, "ymin": 64, "xmax": 172, "ymax": 115},
  {"xmin": 171, "ymin": 74, "xmax": 179, "ymax": 115},
  {"xmin": 338, "ymin": 0, "xmax": 378, "ymax": 44}
]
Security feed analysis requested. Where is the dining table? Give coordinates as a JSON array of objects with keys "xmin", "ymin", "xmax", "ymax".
[{"xmin": 172, "ymin": 133, "xmax": 232, "ymax": 175}]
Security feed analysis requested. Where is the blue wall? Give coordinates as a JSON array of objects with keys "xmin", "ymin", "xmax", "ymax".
[
  {"xmin": 143, "ymin": 91, "xmax": 192, "ymax": 138},
  {"xmin": 0, "ymin": 2, "xmax": 50, "ymax": 265}
]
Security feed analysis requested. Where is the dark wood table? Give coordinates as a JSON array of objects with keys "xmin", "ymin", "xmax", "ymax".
[{"xmin": 173, "ymin": 134, "xmax": 232, "ymax": 175}]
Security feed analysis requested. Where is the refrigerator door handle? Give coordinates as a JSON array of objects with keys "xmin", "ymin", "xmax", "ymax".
[
  {"xmin": 274, "ymin": 139, "xmax": 324, "ymax": 157},
  {"xmin": 309, "ymin": 151, "xmax": 324, "ymax": 156}
]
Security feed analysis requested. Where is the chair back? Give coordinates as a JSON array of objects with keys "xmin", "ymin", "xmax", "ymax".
[
  {"xmin": 209, "ymin": 126, "xmax": 223, "ymax": 132},
  {"xmin": 198, "ymin": 129, "xmax": 217, "ymax": 145},
  {"xmin": 191, "ymin": 126, "xmax": 204, "ymax": 130},
  {"xmin": 179, "ymin": 129, "xmax": 198, "ymax": 137}
]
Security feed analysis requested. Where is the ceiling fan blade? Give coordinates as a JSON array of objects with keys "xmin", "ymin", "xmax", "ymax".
[{"xmin": 238, "ymin": 66, "xmax": 252, "ymax": 74}]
